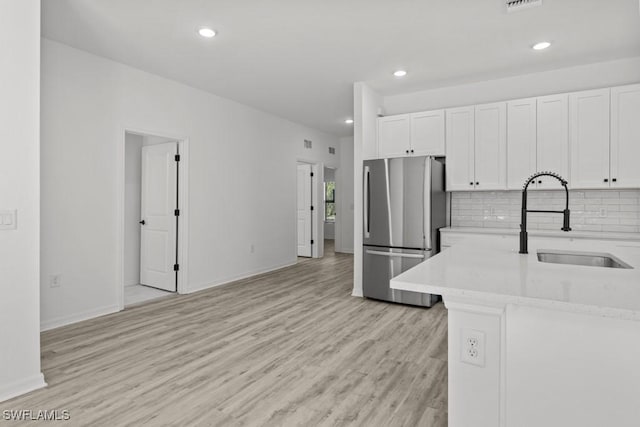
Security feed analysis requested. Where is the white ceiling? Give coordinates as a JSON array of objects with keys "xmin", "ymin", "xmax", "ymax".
[{"xmin": 42, "ymin": 0, "xmax": 640, "ymax": 137}]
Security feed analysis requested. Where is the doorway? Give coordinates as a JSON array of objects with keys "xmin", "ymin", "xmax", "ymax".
[
  {"xmin": 120, "ymin": 130, "xmax": 189, "ymax": 308},
  {"xmin": 323, "ymin": 167, "xmax": 337, "ymax": 256}
]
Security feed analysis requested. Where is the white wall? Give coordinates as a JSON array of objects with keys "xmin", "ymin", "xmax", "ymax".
[
  {"xmin": 40, "ymin": 39, "xmax": 341, "ymax": 329},
  {"xmin": 384, "ymin": 57, "xmax": 640, "ymax": 114},
  {"xmin": 336, "ymin": 136, "xmax": 354, "ymax": 253},
  {"xmin": 0, "ymin": 0, "xmax": 46, "ymax": 401},
  {"xmin": 124, "ymin": 133, "xmax": 143, "ymax": 286},
  {"xmin": 353, "ymin": 83, "xmax": 384, "ymax": 296}
]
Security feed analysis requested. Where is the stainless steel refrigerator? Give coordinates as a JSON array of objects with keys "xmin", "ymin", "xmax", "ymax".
[{"xmin": 363, "ymin": 156, "xmax": 446, "ymax": 307}]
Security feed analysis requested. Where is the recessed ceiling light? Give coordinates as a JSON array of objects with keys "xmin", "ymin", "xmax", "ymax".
[
  {"xmin": 532, "ymin": 41, "xmax": 551, "ymax": 50},
  {"xmin": 345, "ymin": 119, "xmax": 354, "ymax": 124},
  {"xmin": 393, "ymin": 70, "xmax": 408, "ymax": 77},
  {"xmin": 198, "ymin": 28, "xmax": 217, "ymax": 38}
]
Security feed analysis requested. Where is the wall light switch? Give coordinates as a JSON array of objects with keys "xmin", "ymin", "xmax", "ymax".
[{"xmin": 0, "ymin": 210, "xmax": 17, "ymax": 230}]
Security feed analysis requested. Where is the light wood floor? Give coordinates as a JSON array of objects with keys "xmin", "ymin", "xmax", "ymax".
[{"xmin": 2, "ymin": 243, "xmax": 448, "ymax": 426}]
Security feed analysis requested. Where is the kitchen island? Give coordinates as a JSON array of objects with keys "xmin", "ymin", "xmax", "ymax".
[{"xmin": 391, "ymin": 235, "xmax": 640, "ymax": 427}]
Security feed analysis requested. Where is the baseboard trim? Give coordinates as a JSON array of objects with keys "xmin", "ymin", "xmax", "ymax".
[
  {"xmin": 186, "ymin": 261, "xmax": 298, "ymax": 294},
  {"xmin": 336, "ymin": 248, "xmax": 354, "ymax": 254},
  {"xmin": 0, "ymin": 373, "xmax": 47, "ymax": 403},
  {"xmin": 41, "ymin": 304, "xmax": 121, "ymax": 332}
]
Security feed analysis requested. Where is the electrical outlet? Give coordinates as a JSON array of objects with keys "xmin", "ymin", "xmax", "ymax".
[
  {"xmin": 49, "ymin": 274, "xmax": 62, "ymax": 288},
  {"xmin": 250, "ymin": 244, "xmax": 255, "ymax": 253},
  {"xmin": 461, "ymin": 329, "xmax": 485, "ymax": 367},
  {"xmin": 0, "ymin": 210, "xmax": 17, "ymax": 230}
]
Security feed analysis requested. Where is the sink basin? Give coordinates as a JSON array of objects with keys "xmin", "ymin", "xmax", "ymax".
[{"xmin": 537, "ymin": 249, "xmax": 633, "ymax": 269}]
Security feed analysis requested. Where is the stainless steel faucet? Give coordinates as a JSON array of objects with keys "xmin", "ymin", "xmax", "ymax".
[{"xmin": 520, "ymin": 172, "xmax": 571, "ymax": 254}]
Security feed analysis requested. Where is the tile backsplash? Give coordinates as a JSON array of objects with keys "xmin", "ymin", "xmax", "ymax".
[{"xmin": 451, "ymin": 190, "xmax": 640, "ymax": 233}]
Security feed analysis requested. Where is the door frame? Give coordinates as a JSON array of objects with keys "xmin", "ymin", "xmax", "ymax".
[
  {"xmin": 296, "ymin": 159, "xmax": 323, "ymax": 259},
  {"xmin": 117, "ymin": 126, "xmax": 190, "ymax": 310}
]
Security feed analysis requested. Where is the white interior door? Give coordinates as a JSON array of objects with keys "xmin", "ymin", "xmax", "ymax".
[
  {"xmin": 297, "ymin": 163, "xmax": 312, "ymax": 257},
  {"xmin": 140, "ymin": 142, "xmax": 178, "ymax": 291}
]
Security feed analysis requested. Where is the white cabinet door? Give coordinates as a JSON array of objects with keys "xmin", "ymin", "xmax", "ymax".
[
  {"xmin": 507, "ymin": 98, "xmax": 537, "ymax": 190},
  {"xmin": 474, "ymin": 102, "xmax": 507, "ymax": 190},
  {"xmin": 570, "ymin": 89, "xmax": 611, "ymax": 189},
  {"xmin": 446, "ymin": 106, "xmax": 475, "ymax": 191},
  {"xmin": 377, "ymin": 114, "xmax": 411, "ymax": 158},
  {"xmin": 611, "ymin": 84, "xmax": 640, "ymax": 188},
  {"xmin": 411, "ymin": 110, "xmax": 445, "ymax": 156},
  {"xmin": 537, "ymin": 94, "xmax": 569, "ymax": 189}
]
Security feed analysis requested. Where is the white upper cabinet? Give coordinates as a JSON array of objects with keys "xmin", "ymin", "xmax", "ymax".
[
  {"xmin": 446, "ymin": 106, "xmax": 475, "ymax": 191},
  {"xmin": 410, "ymin": 110, "xmax": 445, "ymax": 156},
  {"xmin": 536, "ymin": 94, "xmax": 569, "ymax": 189},
  {"xmin": 611, "ymin": 84, "xmax": 640, "ymax": 188},
  {"xmin": 474, "ymin": 102, "xmax": 507, "ymax": 190},
  {"xmin": 377, "ymin": 114, "xmax": 411, "ymax": 158},
  {"xmin": 372, "ymin": 83, "xmax": 640, "ymax": 192},
  {"xmin": 569, "ymin": 89, "xmax": 611, "ymax": 189},
  {"xmin": 507, "ymin": 98, "xmax": 537, "ymax": 190},
  {"xmin": 377, "ymin": 110, "xmax": 445, "ymax": 158}
]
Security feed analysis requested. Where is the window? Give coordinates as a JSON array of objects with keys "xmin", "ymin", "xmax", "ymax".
[{"xmin": 324, "ymin": 181, "xmax": 336, "ymax": 222}]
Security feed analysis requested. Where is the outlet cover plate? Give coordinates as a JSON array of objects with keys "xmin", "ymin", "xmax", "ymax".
[
  {"xmin": 0, "ymin": 210, "xmax": 17, "ymax": 230},
  {"xmin": 461, "ymin": 328, "xmax": 485, "ymax": 367}
]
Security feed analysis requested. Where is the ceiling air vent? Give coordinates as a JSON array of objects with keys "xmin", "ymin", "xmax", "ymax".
[{"xmin": 506, "ymin": 0, "xmax": 542, "ymax": 13}]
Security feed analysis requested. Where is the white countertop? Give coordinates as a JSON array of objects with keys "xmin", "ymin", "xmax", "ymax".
[
  {"xmin": 441, "ymin": 226, "xmax": 640, "ymax": 241},
  {"xmin": 391, "ymin": 235, "xmax": 640, "ymax": 320}
]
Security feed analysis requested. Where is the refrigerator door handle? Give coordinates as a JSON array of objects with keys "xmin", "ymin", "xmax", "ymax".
[
  {"xmin": 364, "ymin": 165, "xmax": 370, "ymax": 239},
  {"xmin": 365, "ymin": 250, "xmax": 425, "ymax": 259},
  {"xmin": 424, "ymin": 157, "xmax": 432, "ymax": 250}
]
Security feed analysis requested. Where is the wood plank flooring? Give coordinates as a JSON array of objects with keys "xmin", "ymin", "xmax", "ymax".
[{"xmin": 1, "ymin": 243, "xmax": 448, "ymax": 426}]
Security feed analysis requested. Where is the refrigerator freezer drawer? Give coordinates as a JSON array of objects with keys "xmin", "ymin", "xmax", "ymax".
[{"xmin": 363, "ymin": 246, "xmax": 440, "ymax": 307}]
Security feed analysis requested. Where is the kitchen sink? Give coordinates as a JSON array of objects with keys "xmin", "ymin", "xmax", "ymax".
[{"xmin": 537, "ymin": 250, "xmax": 633, "ymax": 269}]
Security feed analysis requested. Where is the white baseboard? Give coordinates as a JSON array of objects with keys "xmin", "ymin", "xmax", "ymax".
[
  {"xmin": 41, "ymin": 304, "xmax": 121, "ymax": 332},
  {"xmin": 186, "ymin": 260, "xmax": 297, "ymax": 294},
  {"xmin": 352, "ymin": 287, "xmax": 363, "ymax": 297},
  {"xmin": 0, "ymin": 373, "xmax": 47, "ymax": 403},
  {"xmin": 336, "ymin": 248, "xmax": 354, "ymax": 254}
]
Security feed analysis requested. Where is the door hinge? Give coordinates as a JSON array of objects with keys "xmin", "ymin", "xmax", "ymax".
[
  {"xmin": 311, "ymin": 239, "xmax": 314, "ymax": 245},
  {"xmin": 175, "ymin": 154, "xmax": 181, "ymax": 162},
  {"xmin": 174, "ymin": 209, "xmax": 180, "ymax": 216},
  {"xmin": 310, "ymin": 172, "xmax": 314, "ymax": 177},
  {"xmin": 173, "ymin": 264, "xmax": 180, "ymax": 271},
  {"xmin": 310, "ymin": 206, "xmax": 314, "ymax": 211}
]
